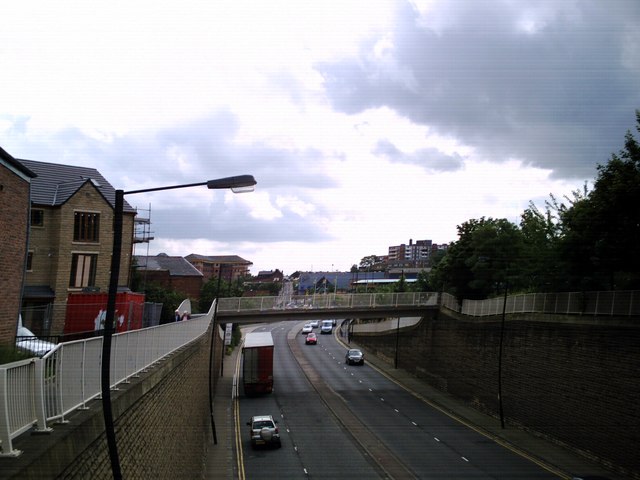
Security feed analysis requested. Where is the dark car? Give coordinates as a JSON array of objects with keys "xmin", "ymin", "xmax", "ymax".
[
  {"xmin": 305, "ymin": 332, "xmax": 317, "ymax": 345},
  {"xmin": 345, "ymin": 348, "xmax": 364, "ymax": 365}
]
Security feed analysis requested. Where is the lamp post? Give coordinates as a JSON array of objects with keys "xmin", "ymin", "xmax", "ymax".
[{"xmin": 103, "ymin": 175, "xmax": 256, "ymax": 479}]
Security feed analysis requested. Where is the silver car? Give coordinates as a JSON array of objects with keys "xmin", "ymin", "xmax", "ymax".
[{"xmin": 246, "ymin": 415, "xmax": 281, "ymax": 448}]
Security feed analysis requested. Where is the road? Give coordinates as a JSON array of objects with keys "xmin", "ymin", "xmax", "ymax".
[{"xmin": 236, "ymin": 321, "xmax": 560, "ymax": 479}]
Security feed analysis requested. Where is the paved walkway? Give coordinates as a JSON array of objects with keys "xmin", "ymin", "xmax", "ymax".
[
  {"xmin": 205, "ymin": 344, "xmax": 241, "ymax": 480},
  {"xmin": 206, "ymin": 326, "xmax": 623, "ymax": 480}
]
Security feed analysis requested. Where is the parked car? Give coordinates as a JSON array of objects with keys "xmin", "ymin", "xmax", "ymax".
[
  {"xmin": 305, "ymin": 332, "xmax": 317, "ymax": 345},
  {"xmin": 345, "ymin": 348, "xmax": 364, "ymax": 365},
  {"xmin": 246, "ymin": 415, "xmax": 281, "ymax": 448},
  {"xmin": 309, "ymin": 320, "xmax": 319, "ymax": 328},
  {"xmin": 15, "ymin": 325, "xmax": 57, "ymax": 357},
  {"xmin": 301, "ymin": 324, "xmax": 313, "ymax": 334}
]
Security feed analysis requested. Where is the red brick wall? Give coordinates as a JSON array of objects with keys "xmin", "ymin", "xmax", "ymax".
[{"xmin": 0, "ymin": 165, "xmax": 30, "ymax": 346}]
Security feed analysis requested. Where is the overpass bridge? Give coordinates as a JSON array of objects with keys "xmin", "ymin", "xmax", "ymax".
[{"xmin": 215, "ymin": 291, "xmax": 441, "ymax": 323}]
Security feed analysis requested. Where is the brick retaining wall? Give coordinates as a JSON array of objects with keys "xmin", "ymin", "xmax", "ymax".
[
  {"xmin": 4, "ymin": 327, "xmax": 222, "ymax": 479},
  {"xmin": 354, "ymin": 310, "xmax": 640, "ymax": 478}
]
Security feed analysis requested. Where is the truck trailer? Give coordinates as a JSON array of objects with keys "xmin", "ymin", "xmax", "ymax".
[{"xmin": 242, "ymin": 331, "xmax": 274, "ymax": 395}]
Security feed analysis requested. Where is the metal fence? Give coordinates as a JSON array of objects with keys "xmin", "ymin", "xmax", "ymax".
[
  {"xmin": 20, "ymin": 301, "xmax": 164, "ymax": 338},
  {"xmin": 442, "ymin": 290, "xmax": 640, "ymax": 317},
  {"xmin": 1, "ymin": 300, "xmax": 211, "ymax": 457},
  {"xmin": 217, "ymin": 291, "xmax": 439, "ymax": 312}
]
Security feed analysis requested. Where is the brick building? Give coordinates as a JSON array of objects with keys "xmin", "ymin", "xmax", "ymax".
[
  {"xmin": 134, "ymin": 254, "xmax": 203, "ymax": 300},
  {"xmin": 0, "ymin": 147, "xmax": 37, "ymax": 347},
  {"xmin": 185, "ymin": 254, "xmax": 252, "ymax": 283},
  {"xmin": 18, "ymin": 159, "xmax": 136, "ymax": 337}
]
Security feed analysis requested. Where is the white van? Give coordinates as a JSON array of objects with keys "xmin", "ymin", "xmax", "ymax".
[{"xmin": 320, "ymin": 320, "xmax": 333, "ymax": 334}]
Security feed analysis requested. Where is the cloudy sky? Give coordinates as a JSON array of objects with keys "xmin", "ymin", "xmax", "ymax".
[{"xmin": 2, "ymin": 0, "xmax": 639, "ymax": 275}]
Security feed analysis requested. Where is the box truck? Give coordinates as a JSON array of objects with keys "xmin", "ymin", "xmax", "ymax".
[{"xmin": 242, "ymin": 331, "xmax": 274, "ymax": 395}]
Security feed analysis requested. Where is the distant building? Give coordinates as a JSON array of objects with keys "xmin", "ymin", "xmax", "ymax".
[
  {"xmin": 134, "ymin": 254, "xmax": 203, "ymax": 300},
  {"xmin": 387, "ymin": 239, "xmax": 449, "ymax": 268},
  {"xmin": 296, "ymin": 271, "xmax": 365, "ymax": 294},
  {"xmin": 0, "ymin": 147, "xmax": 37, "ymax": 346},
  {"xmin": 253, "ymin": 269, "xmax": 284, "ymax": 283},
  {"xmin": 185, "ymin": 254, "xmax": 252, "ymax": 283}
]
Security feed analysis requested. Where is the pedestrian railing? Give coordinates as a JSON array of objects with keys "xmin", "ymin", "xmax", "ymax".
[
  {"xmin": 442, "ymin": 290, "xmax": 640, "ymax": 317},
  {"xmin": 217, "ymin": 291, "xmax": 439, "ymax": 313},
  {"xmin": 1, "ymin": 301, "xmax": 211, "ymax": 457}
]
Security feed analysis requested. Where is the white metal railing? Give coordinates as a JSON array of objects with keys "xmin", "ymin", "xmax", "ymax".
[
  {"xmin": 217, "ymin": 291, "xmax": 439, "ymax": 313},
  {"xmin": 441, "ymin": 290, "xmax": 640, "ymax": 317},
  {"xmin": 0, "ymin": 300, "xmax": 212, "ymax": 457}
]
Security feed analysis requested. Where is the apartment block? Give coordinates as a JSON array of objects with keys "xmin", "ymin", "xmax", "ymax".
[{"xmin": 185, "ymin": 254, "xmax": 252, "ymax": 283}]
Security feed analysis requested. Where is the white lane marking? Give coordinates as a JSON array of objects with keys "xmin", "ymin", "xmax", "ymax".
[
  {"xmin": 434, "ymin": 437, "xmax": 440, "ymax": 442},
  {"xmin": 411, "ymin": 421, "xmax": 418, "ymax": 426},
  {"xmin": 461, "ymin": 457, "xmax": 469, "ymax": 462}
]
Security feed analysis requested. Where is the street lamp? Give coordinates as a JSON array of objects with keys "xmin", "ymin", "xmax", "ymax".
[{"xmin": 102, "ymin": 175, "xmax": 256, "ymax": 479}]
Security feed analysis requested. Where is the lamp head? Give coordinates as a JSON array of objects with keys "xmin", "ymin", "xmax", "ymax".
[{"xmin": 207, "ymin": 175, "xmax": 256, "ymax": 193}]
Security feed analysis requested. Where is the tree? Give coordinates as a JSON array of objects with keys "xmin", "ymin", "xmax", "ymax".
[
  {"xmin": 199, "ymin": 275, "xmax": 248, "ymax": 312},
  {"xmin": 431, "ymin": 217, "xmax": 524, "ymax": 301},
  {"xmin": 143, "ymin": 283, "xmax": 185, "ymax": 324},
  {"xmin": 559, "ymin": 110, "xmax": 640, "ymax": 289},
  {"xmin": 359, "ymin": 255, "xmax": 382, "ymax": 270}
]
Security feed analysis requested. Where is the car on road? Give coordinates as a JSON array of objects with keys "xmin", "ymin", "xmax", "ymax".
[
  {"xmin": 320, "ymin": 319, "xmax": 333, "ymax": 334},
  {"xmin": 305, "ymin": 332, "xmax": 317, "ymax": 345},
  {"xmin": 345, "ymin": 348, "xmax": 364, "ymax": 365},
  {"xmin": 246, "ymin": 415, "xmax": 281, "ymax": 448},
  {"xmin": 309, "ymin": 320, "xmax": 319, "ymax": 328},
  {"xmin": 301, "ymin": 324, "xmax": 313, "ymax": 334}
]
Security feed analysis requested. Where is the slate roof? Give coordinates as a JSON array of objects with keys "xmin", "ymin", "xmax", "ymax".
[
  {"xmin": 186, "ymin": 254, "xmax": 252, "ymax": 265},
  {"xmin": 0, "ymin": 146, "xmax": 37, "ymax": 178},
  {"xmin": 134, "ymin": 254, "xmax": 203, "ymax": 277},
  {"xmin": 297, "ymin": 271, "xmax": 371, "ymax": 291},
  {"xmin": 17, "ymin": 158, "xmax": 135, "ymax": 212}
]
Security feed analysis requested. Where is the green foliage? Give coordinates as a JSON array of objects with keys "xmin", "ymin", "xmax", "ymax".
[
  {"xmin": 433, "ymin": 110, "xmax": 640, "ymax": 296},
  {"xmin": 431, "ymin": 217, "xmax": 524, "ymax": 301},
  {"xmin": 200, "ymin": 276, "xmax": 252, "ymax": 311},
  {"xmin": 558, "ymin": 111, "xmax": 640, "ymax": 289},
  {"xmin": 143, "ymin": 283, "xmax": 185, "ymax": 324},
  {"xmin": 0, "ymin": 345, "xmax": 32, "ymax": 365}
]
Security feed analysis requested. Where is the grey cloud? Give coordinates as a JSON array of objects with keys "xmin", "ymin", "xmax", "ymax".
[
  {"xmin": 147, "ymin": 197, "xmax": 334, "ymax": 245},
  {"xmin": 3, "ymin": 112, "xmax": 338, "ymax": 246},
  {"xmin": 318, "ymin": 0, "xmax": 640, "ymax": 180},
  {"xmin": 373, "ymin": 138, "xmax": 464, "ymax": 172}
]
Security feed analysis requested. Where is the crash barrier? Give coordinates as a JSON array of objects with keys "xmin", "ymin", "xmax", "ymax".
[{"xmin": 0, "ymin": 300, "xmax": 210, "ymax": 457}]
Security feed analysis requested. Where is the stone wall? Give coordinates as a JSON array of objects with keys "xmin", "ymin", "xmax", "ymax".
[
  {"xmin": 5, "ymin": 327, "xmax": 221, "ymax": 479},
  {"xmin": 354, "ymin": 310, "xmax": 640, "ymax": 477}
]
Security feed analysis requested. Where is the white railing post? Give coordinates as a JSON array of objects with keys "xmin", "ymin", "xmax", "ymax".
[
  {"xmin": 0, "ymin": 367, "xmax": 19, "ymax": 457},
  {"xmin": 33, "ymin": 358, "xmax": 51, "ymax": 433},
  {"xmin": 611, "ymin": 291, "xmax": 615, "ymax": 315}
]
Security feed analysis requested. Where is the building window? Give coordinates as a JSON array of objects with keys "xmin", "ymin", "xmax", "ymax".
[
  {"xmin": 26, "ymin": 251, "xmax": 33, "ymax": 271},
  {"xmin": 31, "ymin": 209, "xmax": 44, "ymax": 227},
  {"xmin": 70, "ymin": 253, "xmax": 97, "ymax": 288},
  {"xmin": 74, "ymin": 212, "xmax": 100, "ymax": 242}
]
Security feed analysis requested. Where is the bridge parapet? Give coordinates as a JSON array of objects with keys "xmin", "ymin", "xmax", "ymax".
[{"xmin": 217, "ymin": 291, "xmax": 439, "ymax": 313}]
